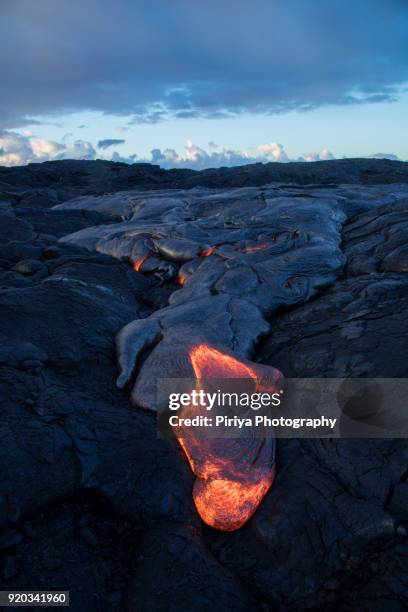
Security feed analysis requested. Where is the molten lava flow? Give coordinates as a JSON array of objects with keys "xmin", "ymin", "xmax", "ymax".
[
  {"xmin": 193, "ymin": 474, "xmax": 274, "ymax": 531},
  {"xmin": 173, "ymin": 343, "xmax": 280, "ymax": 531},
  {"xmin": 178, "ymin": 274, "xmax": 186, "ymax": 285},
  {"xmin": 200, "ymin": 245, "xmax": 218, "ymax": 257},
  {"xmin": 240, "ymin": 242, "xmax": 274, "ymax": 253},
  {"xmin": 132, "ymin": 255, "xmax": 149, "ymax": 272},
  {"xmin": 190, "ymin": 344, "xmax": 256, "ymax": 380}
]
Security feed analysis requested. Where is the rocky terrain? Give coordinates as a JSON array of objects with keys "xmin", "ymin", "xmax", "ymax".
[{"xmin": 1, "ymin": 158, "xmax": 408, "ymax": 610}]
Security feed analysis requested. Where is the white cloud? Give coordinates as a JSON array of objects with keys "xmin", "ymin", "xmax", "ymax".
[
  {"xmin": 62, "ymin": 140, "xmax": 96, "ymax": 160},
  {"xmin": 0, "ymin": 131, "xmax": 401, "ymax": 170},
  {"xmin": 300, "ymin": 149, "xmax": 335, "ymax": 162},
  {"xmin": 147, "ymin": 140, "xmax": 292, "ymax": 170},
  {"xmin": 0, "ymin": 131, "xmax": 33, "ymax": 166},
  {"xmin": 31, "ymin": 139, "xmax": 64, "ymax": 159},
  {"xmin": 254, "ymin": 143, "xmax": 289, "ymax": 162},
  {"xmin": 0, "ymin": 130, "xmax": 96, "ymax": 166}
]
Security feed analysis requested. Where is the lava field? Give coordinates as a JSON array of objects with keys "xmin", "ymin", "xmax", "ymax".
[{"xmin": 1, "ymin": 158, "xmax": 408, "ymax": 610}]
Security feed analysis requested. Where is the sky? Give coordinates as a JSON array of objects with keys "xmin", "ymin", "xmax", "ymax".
[{"xmin": 0, "ymin": 0, "xmax": 407, "ymax": 168}]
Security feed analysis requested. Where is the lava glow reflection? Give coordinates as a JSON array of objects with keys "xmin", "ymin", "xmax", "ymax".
[{"xmin": 173, "ymin": 344, "xmax": 278, "ymax": 531}]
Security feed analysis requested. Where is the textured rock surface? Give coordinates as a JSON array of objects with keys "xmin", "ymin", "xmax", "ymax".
[{"xmin": 1, "ymin": 159, "xmax": 408, "ymax": 610}]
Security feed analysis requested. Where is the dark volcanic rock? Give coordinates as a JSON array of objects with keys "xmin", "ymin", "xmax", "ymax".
[
  {"xmin": 259, "ymin": 273, "xmax": 408, "ymax": 378},
  {"xmin": 1, "ymin": 158, "xmax": 407, "ymax": 197},
  {"xmin": 0, "ymin": 158, "xmax": 408, "ymax": 611},
  {"xmin": 13, "ymin": 259, "xmax": 47, "ymax": 277},
  {"xmin": 343, "ymin": 198, "xmax": 408, "ymax": 275},
  {"xmin": 18, "ymin": 208, "xmax": 118, "ymax": 238},
  {"xmin": 124, "ymin": 524, "xmax": 257, "ymax": 611},
  {"xmin": 0, "ymin": 210, "xmax": 35, "ymax": 242}
]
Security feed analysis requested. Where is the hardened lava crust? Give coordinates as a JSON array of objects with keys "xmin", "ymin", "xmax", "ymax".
[{"xmin": 1, "ymin": 158, "xmax": 408, "ymax": 610}]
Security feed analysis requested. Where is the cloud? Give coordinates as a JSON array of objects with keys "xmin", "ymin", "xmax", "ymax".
[
  {"xmin": 98, "ymin": 138, "xmax": 125, "ymax": 150},
  {"xmin": 0, "ymin": 131, "xmax": 402, "ymax": 169},
  {"xmin": 254, "ymin": 143, "xmax": 289, "ymax": 163},
  {"xmin": 111, "ymin": 152, "xmax": 139, "ymax": 164},
  {"xmin": 0, "ymin": 132, "xmax": 303, "ymax": 168},
  {"xmin": 0, "ymin": 130, "xmax": 96, "ymax": 166},
  {"xmin": 146, "ymin": 140, "xmax": 331, "ymax": 169},
  {"xmin": 0, "ymin": 131, "xmax": 34, "ymax": 166},
  {"xmin": 366, "ymin": 152, "xmax": 400, "ymax": 160},
  {"xmin": 300, "ymin": 149, "xmax": 335, "ymax": 162},
  {"xmin": 128, "ymin": 109, "xmax": 168, "ymax": 125},
  {"xmin": 62, "ymin": 140, "xmax": 96, "ymax": 160},
  {"xmin": 0, "ymin": 1, "xmax": 407, "ymax": 127},
  {"xmin": 149, "ymin": 142, "xmax": 256, "ymax": 169}
]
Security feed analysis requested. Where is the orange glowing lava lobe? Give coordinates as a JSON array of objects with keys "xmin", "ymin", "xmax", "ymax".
[
  {"xmin": 200, "ymin": 245, "xmax": 218, "ymax": 257},
  {"xmin": 174, "ymin": 344, "xmax": 280, "ymax": 531},
  {"xmin": 178, "ymin": 274, "xmax": 186, "ymax": 285},
  {"xmin": 132, "ymin": 255, "xmax": 149, "ymax": 272}
]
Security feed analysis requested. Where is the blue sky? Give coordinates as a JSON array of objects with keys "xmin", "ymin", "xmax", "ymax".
[{"xmin": 0, "ymin": 0, "xmax": 407, "ymax": 167}]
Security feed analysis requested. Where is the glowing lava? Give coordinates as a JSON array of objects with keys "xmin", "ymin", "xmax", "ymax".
[
  {"xmin": 178, "ymin": 274, "xmax": 186, "ymax": 285},
  {"xmin": 174, "ymin": 344, "xmax": 280, "ymax": 531},
  {"xmin": 132, "ymin": 255, "xmax": 149, "ymax": 272},
  {"xmin": 190, "ymin": 344, "xmax": 256, "ymax": 380},
  {"xmin": 200, "ymin": 245, "xmax": 218, "ymax": 257},
  {"xmin": 239, "ymin": 242, "xmax": 274, "ymax": 253}
]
